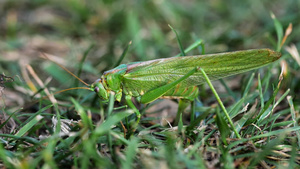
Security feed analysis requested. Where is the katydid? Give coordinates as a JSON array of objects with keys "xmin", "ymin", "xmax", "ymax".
[
  {"xmin": 44, "ymin": 48, "xmax": 281, "ymax": 129},
  {"xmin": 89, "ymin": 48, "xmax": 281, "ymax": 126}
]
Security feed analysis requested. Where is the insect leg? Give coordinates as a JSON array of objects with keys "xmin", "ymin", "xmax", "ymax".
[
  {"xmin": 141, "ymin": 67, "xmax": 200, "ymax": 104},
  {"xmin": 125, "ymin": 95, "xmax": 141, "ymax": 130},
  {"xmin": 174, "ymin": 99, "xmax": 191, "ymax": 125}
]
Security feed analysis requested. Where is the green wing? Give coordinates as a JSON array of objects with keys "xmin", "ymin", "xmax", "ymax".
[{"xmin": 122, "ymin": 49, "xmax": 280, "ymax": 95}]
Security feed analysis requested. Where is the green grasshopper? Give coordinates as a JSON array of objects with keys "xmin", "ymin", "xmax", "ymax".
[
  {"xmin": 44, "ymin": 48, "xmax": 280, "ymax": 131},
  {"xmin": 88, "ymin": 48, "xmax": 281, "ymax": 127}
]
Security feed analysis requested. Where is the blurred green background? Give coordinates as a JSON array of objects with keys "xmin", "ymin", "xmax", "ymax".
[
  {"xmin": 1, "ymin": 0, "xmax": 299, "ymax": 108},
  {"xmin": 1, "ymin": 0, "xmax": 298, "ymax": 60}
]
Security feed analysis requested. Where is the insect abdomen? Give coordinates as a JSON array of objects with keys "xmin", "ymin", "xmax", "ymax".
[{"xmin": 162, "ymin": 84, "xmax": 199, "ymax": 101}]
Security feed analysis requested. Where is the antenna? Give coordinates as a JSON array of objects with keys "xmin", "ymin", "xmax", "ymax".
[
  {"xmin": 40, "ymin": 53, "xmax": 90, "ymax": 87},
  {"xmin": 52, "ymin": 87, "xmax": 91, "ymax": 95}
]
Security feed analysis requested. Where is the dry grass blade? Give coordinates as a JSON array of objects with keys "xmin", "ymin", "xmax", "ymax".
[
  {"xmin": 26, "ymin": 65, "xmax": 57, "ymax": 105},
  {"xmin": 285, "ymin": 44, "xmax": 300, "ymax": 66},
  {"xmin": 280, "ymin": 23, "xmax": 293, "ymax": 48}
]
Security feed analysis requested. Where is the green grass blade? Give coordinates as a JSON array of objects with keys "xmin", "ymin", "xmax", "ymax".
[
  {"xmin": 228, "ymin": 98, "xmax": 245, "ymax": 118},
  {"xmin": 273, "ymin": 88, "xmax": 290, "ymax": 108},
  {"xmin": 215, "ymin": 107, "xmax": 230, "ymax": 145},
  {"xmin": 94, "ymin": 110, "xmax": 134, "ymax": 136},
  {"xmin": 187, "ymin": 129, "xmax": 217, "ymax": 158},
  {"xmin": 0, "ymin": 108, "xmax": 20, "ymax": 130},
  {"xmin": 42, "ymin": 136, "xmax": 58, "ymax": 169},
  {"xmin": 242, "ymin": 73, "xmax": 255, "ymax": 97},
  {"xmin": 0, "ymin": 134, "xmax": 40, "ymax": 144},
  {"xmin": 174, "ymin": 39, "xmax": 204, "ymax": 57},
  {"xmin": 121, "ymin": 137, "xmax": 139, "ymax": 169},
  {"xmin": 287, "ymin": 96, "xmax": 300, "ymax": 148},
  {"xmin": 15, "ymin": 115, "xmax": 43, "ymax": 137},
  {"xmin": 256, "ymin": 74, "xmax": 282, "ymax": 122},
  {"xmin": 71, "ymin": 98, "xmax": 93, "ymax": 130},
  {"xmin": 186, "ymin": 108, "xmax": 211, "ymax": 132},
  {"xmin": 288, "ymin": 139, "xmax": 298, "ymax": 169},
  {"xmin": 228, "ymin": 126, "xmax": 300, "ymax": 149},
  {"xmin": 271, "ymin": 12, "xmax": 283, "ymax": 51},
  {"xmin": 0, "ymin": 144, "xmax": 14, "ymax": 168},
  {"xmin": 233, "ymin": 103, "xmax": 255, "ymax": 134},
  {"xmin": 249, "ymin": 135, "xmax": 283, "ymax": 167},
  {"xmin": 114, "ymin": 41, "xmax": 132, "ymax": 67},
  {"xmin": 258, "ymin": 73, "xmax": 264, "ymax": 108},
  {"xmin": 191, "ymin": 34, "xmax": 205, "ymax": 54},
  {"xmin": 17, "ymin": 105, "xmax": 53, "ymax": 129},
  {"xmin": 107, "ymin": 93, "xmax": 115, "ymax": 162},
  {"xmin": 169, "ymin": 24, "xmax": 186, "ymax": 56}
]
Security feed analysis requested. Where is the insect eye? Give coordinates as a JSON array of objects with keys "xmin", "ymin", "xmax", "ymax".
[{"xmin": 94, "ymin": 86, "xmax": 99, "ymax": 93}]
